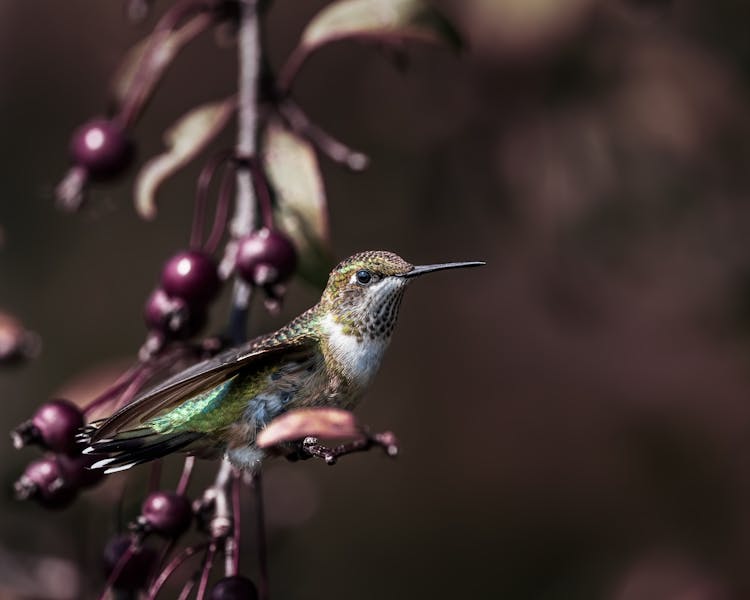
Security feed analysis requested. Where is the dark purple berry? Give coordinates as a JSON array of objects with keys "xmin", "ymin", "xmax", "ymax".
[
  {"xmin": 141, "ymin": 491, "xmax": 192, "ymax": 537},
  {"xmin": 209, "ymin": 575, "xmax": 259, "ymax": 600},
  {"xmin": 236, "ymin": 228, "xmax": 297, "ymax": 286},
  {"xmin": 143, "ymin": 288, "xmax": 206, "ymax": 338},
  {"xmin": 12, "ymin": 399, "xmax": 84, "ymax": 454},
  {"xmin": 160, "ymin": 250, "xmax": 221, "ymax": 308},
  {"xmin": 33, "ymin": 399, "xmax": 84, "ymax": 454},
  {"xmin": 14, "ymin": 456, "xmax": 77, "ymax": 509},
  {"xmin": 57, "ymin": 453, "xmax": 105, "ymax": 489},
  {"xmin": 102, "ymin": 535, "xmax": 158, "ymax": 591},
  {"xmin": 69, "ymin": 118, "xmax": 134, "ymax": 179}
]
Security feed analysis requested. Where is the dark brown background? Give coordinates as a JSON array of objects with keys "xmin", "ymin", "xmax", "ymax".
[{"xmin": 3, "ymin": 1, "xmax": 750, "ymax": 598}]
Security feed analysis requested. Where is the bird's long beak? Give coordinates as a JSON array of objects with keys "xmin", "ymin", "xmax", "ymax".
[{"xmin": 402, "ymin": 261, "xmax": 486, "ymax": 278}]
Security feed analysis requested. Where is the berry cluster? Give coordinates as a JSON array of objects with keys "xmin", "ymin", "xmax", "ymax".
[
  {"xmin": 145, "ymin": 250, "xmax": 220, "ymax": 340},
  {"xmin": 12, "ymin": 399, "xmax": 102, "ymax": 508}
]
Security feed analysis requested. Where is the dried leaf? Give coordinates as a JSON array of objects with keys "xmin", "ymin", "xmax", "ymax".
[
  {"xmin": 134, "ymin": 97, "xmax": 236, "ymax": 220},
  {"xmin": 0, "ymin": 311, "xmax": 41, "ymax": 364},
  {"xmin": 111, "ymin": 13, "xmax": 211, "ymax": 109},
  {"xmin": 300, "ymin": 0, "xmax": 462, "ymax": 54},
  {"xmin": 257, "ymin": 408, "xmax": 359, "ymax": 448},
  {"xmin": 262, "ymin": 119, "xmax": 335, "ymax": 288}
]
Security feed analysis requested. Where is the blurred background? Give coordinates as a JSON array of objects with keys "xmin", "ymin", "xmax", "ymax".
[{"xmin": 3, "ymin": 0, "xmax": 750, "ymax": 598}]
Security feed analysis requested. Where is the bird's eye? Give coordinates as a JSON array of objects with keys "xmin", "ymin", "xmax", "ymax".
[{"xmin": 356, "ymin": 269, "xmax": 372, "ymax": 285}]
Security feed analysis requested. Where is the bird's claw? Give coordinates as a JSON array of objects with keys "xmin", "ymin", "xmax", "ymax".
[{"xmin": 298, "ymin": 431, "xmax": 399, "ymax": 465}]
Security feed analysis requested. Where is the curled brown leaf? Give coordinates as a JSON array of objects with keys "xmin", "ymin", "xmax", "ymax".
[
  {"xmin": 256, "ymin": 408, "xmax": 359, "ymax": 448},
  {"xmin": 134, "ymin": 96, "xmax": 236, "ymax": 220}
]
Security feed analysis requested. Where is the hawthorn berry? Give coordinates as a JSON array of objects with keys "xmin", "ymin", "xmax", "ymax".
[
  {"xmin": 160, "ymin": 250, "xmax": 221, "ymax": 308},
  {"xmin": 69, "ymin": 118, "xmax": 134, "ymax": 179},
  {"xmin": 209, "ymin": 575, "xmax": 259, "ymax": 600},
  {"xmin": 140, "ymin": 491, "xmax": 193, "ymax": 537},
  {"xmin": 14, "ymin": 456, "xmax": 76, "ymax": 509},
  {"xmin": 236, "ymin": 228, "xmax": 297, "ymax": 286}
]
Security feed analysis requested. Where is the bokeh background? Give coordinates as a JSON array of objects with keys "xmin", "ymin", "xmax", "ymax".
[{"xmin": 3, "ymin": 0, "xmax": 750, "ymax": 598}]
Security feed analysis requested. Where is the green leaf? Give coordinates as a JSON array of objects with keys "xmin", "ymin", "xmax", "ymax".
[
  {"xmin": 134, "ymin": 97, "xmax": 236, "ymax": 220},
  {"xmin": 262, "ymin": 119, "xmax": 335, "ymax": 289},
  {"xmin": 301, "ymin": 0, "xmax": 462, "ymax": 53}
]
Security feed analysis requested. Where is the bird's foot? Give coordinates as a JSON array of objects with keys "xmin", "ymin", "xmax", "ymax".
[{"xmin": 298, "ymin": 431, "xmax": 399, "ymax": 465}]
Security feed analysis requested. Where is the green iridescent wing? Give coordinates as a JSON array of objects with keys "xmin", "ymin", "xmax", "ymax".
[{"xmin": 90, "ymin": 309, "xmax": 319, "ymax": 443}]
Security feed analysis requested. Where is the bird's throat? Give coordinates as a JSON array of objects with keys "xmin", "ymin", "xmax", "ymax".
[{"xmin": 321, "ymin": 312, "xmax": 390, "ymax": 387}]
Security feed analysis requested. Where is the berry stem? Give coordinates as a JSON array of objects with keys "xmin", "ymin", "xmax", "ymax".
[
  {"xmin": 147, "ymin": 542, "xmax": 208, "ymax": 599},
  {"xmin": 114, "ymin": 364, "xmax": 155, "ymax": 411},
  {"xmin": 252, "ymin": 470, "xmax": 269, "ymax": 600},
  {"xmin": 276, "ymin": 45, "xmax": 308, "ymax": 97},
  {"xmin": 203, "ymin": 157, "xmax": 236, "ymax": 254},
  {"xmin": 278, "ymin": 99, "xmax": 369, "ymax": 171},
  {"xmin": 119, "ymin": 0, "xmax": 215, "ymax": 128},
  {"xmin": 195, "ymin": 541, "xmax": 218, "ymax": 600},
  {"xmin": 82, "ymin": 364, "xmax": 141, "ymax": 417},
  {"xmin": 226, "ymin": 470, "xmax": 242, "ymax": 576},
  {"xmin": 176, "ymin": 456, "xmax": 196, "ymax": 496},
  {"xmin": 192, "ymin": 150, "xmax": 234, "ymax": 250},
  {"xmin": 247, "ymin": 156, "xmax": 275, "ymax": 229},
  {"xmin": 98, "ymin": 538, "xmax": 137, "ymax": 600},
  {"xmin": 178, "ymin": 576, "xmax": 198, "ymax": 600}
]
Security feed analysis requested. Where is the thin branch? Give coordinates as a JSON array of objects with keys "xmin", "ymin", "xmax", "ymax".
[
  {"xmin": 176, "ymin": 456, "xmax": 196, "ymax": 496},
  {"xmin": 177, "ymin": 576, "xmax": 198, "ymax": 600},
  {"xmin": 204, "ymin": 159, "xmax": 236, "ymax": 254},
  {"xmin": 278, "ymin": 100, "xmax": 369, "ymax": 171},
  {"xmin": 195, "ymin": 542, "xmax": 218, "ymax": 600},
  {"xmin": 98, "ymin": 539, "xmax": 137, "ymax": 600},
  {"xmin": 301, "ymin": 431, "xmax": 399, "ymax": 465},
  {"xmin": 232, "ymin": 471, "xmax": 242, "ymax": 575},
  {"xmin": 276, "ymin": 45, "xmax": 309, "ymax": 96},
  {"xmin": 192, "ymin": 150, "xmax": 234, "ymax": 250},
  {"xmin": 82, "ymin": 364, "xmax": 141, "ymax": 417},
  {"xmin": 229, "ymin": 0, "xmax": 262, "ymax": 341},
  {"xmin": 252, "ymin": 470, "xmax": 269, "ymax": 600},
  {"xmin": 119, "ymin": 0, "xmax": 215, "ymax": 127},
  {"xmin": 247, "ymin": 156, "xmax": 274, "ymax": 229},
  {"xmin": 148, "ymin": 542, "xmax": 208, "ymax": 599}
]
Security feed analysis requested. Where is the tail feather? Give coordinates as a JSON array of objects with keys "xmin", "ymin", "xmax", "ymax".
[{"xmin": 85, "ymin": 430, "xmax": 204, "ymax": 474}]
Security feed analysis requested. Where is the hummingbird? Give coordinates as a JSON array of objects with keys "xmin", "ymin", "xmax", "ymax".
[{"xmin": 83, "ymin": 250, "xmax": 484, "ymax": 473}]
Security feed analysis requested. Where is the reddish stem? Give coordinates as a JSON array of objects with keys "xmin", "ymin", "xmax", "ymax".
[
  {"xmin": 231, "ymin": 472, "xmax": 242, "ymax": 576},
  {"xmin": 195, "ymin": 542, "xmax": 218, "ymax": 600},
  {"xmin": 278, "ymin": 100, "xmax": 369, "ymax": 171},
  {"xmin": 177, "ymin": 576, "xmax": 198, "ymax": 600},
  {"xmin": 82, "ymin": 365, "xmax": 141, "ymax": 417},
  {"xmin": 176, "ymin": 456, "xmax": 196, "ymax": 496},
  {"xmin": 277, "ymin": 45, "xmax": 309, "ymax": 96},
  {"xmin": 204, "ymin": 158, "xmax": 237, "ymax": 254},
  {"xmin": 118, "ymin": 0, "xmax": 216, "ymax": 127},
  {"xmin": 114, "ymin": 366, "xmax": 154, "ymax": 411},
  {"xmin": 147, "ymin": 542, "xmax": 208, "ymax": 599},
  {"xmin": 192, "ymin": 150, "xmax": 235, "ymax": 250},
  {"xmin": 246, "ymin": 157, "xmax": 275, "ymax": 229},
  {"xmin": 253, "ymin": 471, "xmax": 269, "ymax": 600},
  {"xmin": 98, "ymin": 539, "xmax": 137, "ymax": 600}
]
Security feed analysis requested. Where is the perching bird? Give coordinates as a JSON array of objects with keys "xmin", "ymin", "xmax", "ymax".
[{"xmin": 83, "ymin": 250, "xmax": 484, "ymax": 473}]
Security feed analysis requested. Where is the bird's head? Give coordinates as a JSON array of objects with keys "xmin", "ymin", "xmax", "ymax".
[{"xmin": 320, "ymin": 250, "xmax": 484, "ymax": 340}]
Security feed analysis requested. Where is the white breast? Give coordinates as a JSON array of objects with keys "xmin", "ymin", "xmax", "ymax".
[{"xmin": 322, "ymin": 313, "xmax": 389, "ymax": 386}]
